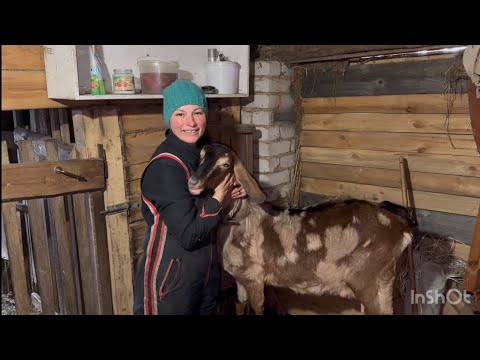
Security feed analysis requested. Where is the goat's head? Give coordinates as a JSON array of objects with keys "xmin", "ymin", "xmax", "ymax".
[{"xmin": 188, "ymin": 143, "xmax": 266, "ymax": 203}]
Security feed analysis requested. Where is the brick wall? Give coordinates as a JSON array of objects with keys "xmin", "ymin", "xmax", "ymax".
[{"xmin": 241, "ymin": 61, "xmax": 295, "ymax": 206}]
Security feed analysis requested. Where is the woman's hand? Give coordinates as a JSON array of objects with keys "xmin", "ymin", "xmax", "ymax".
[
  {"xmin": 230, "ymin": 179, "xmax": 247, "ymax": 199},
  {"xmin": 212, "ymin": 173, "xmax": 235, "ymax": 204}
]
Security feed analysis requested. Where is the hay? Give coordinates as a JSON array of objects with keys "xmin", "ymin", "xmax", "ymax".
[
  {"xmin": 397, "ymin": 232, "xmax": 467, "ymax": 299},
  {"xmin": 443, "ymin": 54, "xmax": 470, "ymax": 148}
]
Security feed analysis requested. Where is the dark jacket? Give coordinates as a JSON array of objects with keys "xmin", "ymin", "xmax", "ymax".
[{"xmin": 133, "ymin": 129, "xmax": 221, "ymax": 315}]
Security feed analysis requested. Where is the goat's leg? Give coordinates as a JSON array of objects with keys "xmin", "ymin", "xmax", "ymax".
[
  {"xmin": 241, "ymin": 280, "xmax": 265, "ymax": 315},
  {"xmin": 350, "ymin": 266, "xmax": 396, "ymax": 315},
  {"xmin": 235, "ymin": 281, "xmax": 249, "ymax": 315}
]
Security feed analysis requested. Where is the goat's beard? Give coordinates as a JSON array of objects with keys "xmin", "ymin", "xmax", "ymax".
[{"xmin": 189, "ymin": 188, "xmax": 204, "ymax": 196}]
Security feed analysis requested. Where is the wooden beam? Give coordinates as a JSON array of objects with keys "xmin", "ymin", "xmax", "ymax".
[
  {"xmin": 2, "ymin": 159, "xmax": 105, "ymax": 202},
  {"xmin": 72, "ymin": 110, "xmax": 113, "ymax": 314},
  {"xmin": 45, "ymin": 140, "xmax": 79, "ymax": 314},
  {"xmin": 302, "ymin": 162, "xmax": 480, "ymax": 198},
  {"xmin": 1, "ymin": 45, "xmax": 45, "ymax": 71},
  {"xmin": 302, "ymin": 58, "xmax": 464, "ymax": 97},
  {"xmin": 124, "ymin": 130, "xmax": 166, "ymax": 165},
  {"xmin": 302, "ymin": 94, "xmax": 469, "ymax": 114},
  {"xmin": 301, "ymin": 131, "xmax": 477, "ymax": 157},
  {"xmin": 258, "ymin": 45, "xmax": 459, "ymax": 64},
  {"xmin": 17, "ymin": 140, "xmax": 58, "ymax": 314},
  {"xmin": 1, "ymin": 70, "xmax": 66, "ymax": 111},
  {"xmin": 301, "ymin": 177, "xmax": 480, "ymax": 216},
  {"xmin": 302, "ymin": 113, "xmax": 472, "ymax": 134},
  {"xmin": 301, "ymin": 147, "xmax": 480, "ymax": 177},
  {"xmin": 1, "ymin": 141, "xmax": 32, "ymax": 315},
  {"xmin": 99, "ymin": 108, "xmax": 134, "ymax": 315}
]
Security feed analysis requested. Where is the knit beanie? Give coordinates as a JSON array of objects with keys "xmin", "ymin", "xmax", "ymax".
[{"xmin": 162, "ymin": 80, "xmax": 208, "ymax": 127}]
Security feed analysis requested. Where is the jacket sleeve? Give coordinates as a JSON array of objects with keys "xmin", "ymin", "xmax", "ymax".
[{"xmin": 141, "ymin": 158, "xmax": 222, "ymax": 251}]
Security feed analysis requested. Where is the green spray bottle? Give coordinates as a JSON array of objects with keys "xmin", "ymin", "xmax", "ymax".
[{"xmin": 90, "ymin": 45, "xmax": 106, "ymax": 95}]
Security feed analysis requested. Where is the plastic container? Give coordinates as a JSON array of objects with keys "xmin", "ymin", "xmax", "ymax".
[
  {"xmin": 137, "ymin": 56, "xmax": 179, "ymax": 94},
  {"xmin": 205, "ymin": 61, "xmax": 240, "ymax": 94},
  {"xmin": 113, "ymin": 69, "xmax": 136, "ymax": 94}
]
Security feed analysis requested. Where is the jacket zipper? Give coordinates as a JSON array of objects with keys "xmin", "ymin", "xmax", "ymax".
[{"xmin": 159, "ymin": 258, "xmax": 179, "ymax": 301}]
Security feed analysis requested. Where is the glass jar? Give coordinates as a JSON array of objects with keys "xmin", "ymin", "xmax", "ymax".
[{"xmin": 113, "ymin": 69, "xmax": 136, "ymax": 94}]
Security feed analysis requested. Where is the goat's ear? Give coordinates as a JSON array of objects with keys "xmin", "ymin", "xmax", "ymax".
[{"xmin": 232, "ymin": 153, "xmax": 266, "ymax": 204}]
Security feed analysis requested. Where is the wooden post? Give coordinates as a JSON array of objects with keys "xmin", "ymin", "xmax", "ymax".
[
  {"xmin": 1, "ymin": 141, "xmax": 31, "ymax": 314},
  {"xmin": 399, "ymin": 156, "xmax": 418, "ymax": 315},
  {"xmin": 463, "ymin": 80, "xmax": 480, "ymax": 294}
]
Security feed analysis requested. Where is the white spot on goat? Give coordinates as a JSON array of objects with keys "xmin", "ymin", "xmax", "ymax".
[
  {"xmin": 324, "ymin": 225, "xmax": 359, "ymax": 261},
  {"xmin": 306, "ymin": 233, "xmax": 322, "ymax": 251},
  {"xmin": 362, "ymin": 239, "xmax": 372, "ymax": 248},
  {"xmin": 378, "ymin": 212, "xmax": 391, "ymax": 226},
  {"xmin": 352, "ymin": 216, "xmax": 360, "ymax": 224}
]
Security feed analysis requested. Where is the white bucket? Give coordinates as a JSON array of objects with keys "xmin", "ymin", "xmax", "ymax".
[{"xmin": 205, "ymin": 61, "xmax": 240, "ymax": 94}]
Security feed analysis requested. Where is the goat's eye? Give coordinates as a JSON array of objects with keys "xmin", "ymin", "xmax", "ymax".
[{"xmin": 222, "ymin": 163, "xmax": 230, "ymax": 168}]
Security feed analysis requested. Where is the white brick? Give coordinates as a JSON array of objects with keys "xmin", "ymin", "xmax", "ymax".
[
  {"xmin": 258, "ymin": 157, "xmax": 280, "ymax": 173},
  {"xmin": 258, "ymin": 140, "xmax": 292, "ymax": 157},
  {"xmin": 280, "ymin": 153, "xmax": 295, "ymax": 169},
  {"xmin": 254, "ymin": 77, "xmax": 291, "ymax": 93},
  {"xmin": 279, "ymin": 122, "xmax": 296, "ymax": 139},
  {"xmin": 257, "ymin": 126, "xmax": 280, "ymax": 141},
  {"xmin": 243, "ymin": 94, "xmax": 280, "ymax": 109},
  {"xmin": 281, "ymin": 63, "xmax": 293, "ymax": 76},
  {"xmin": 275, "ymin": 111, "xmax": 295, "ymax": 122},
  {"xmin": 251, "ymin": 110, "xmax": 274, "ymax": 125},
  {"xmin": 255, "ymin": 61, "xmax": 281, "ymax": 76},
  {"xmin": 259, "ymin": 170, "xmax": 290, "ymax": 187},
  {"xmin": 240, "ymin": 110, "xmax": 252, "ymax": 124},
  {"xmin": 278, "ymin": 94, "xmax": 294, "ymax": 113},
  {"xmin": 290, "ymin": 139, "xmax": 297, "ymax": 152}
]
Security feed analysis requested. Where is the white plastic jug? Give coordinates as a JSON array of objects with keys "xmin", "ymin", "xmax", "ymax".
[{"xmin": 205, "ymin": 61, "xmax": 240, "ymax": 94}]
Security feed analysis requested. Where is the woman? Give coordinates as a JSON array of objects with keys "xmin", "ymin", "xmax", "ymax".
[{"xmin": 133, "ymin": 80, "xmax": 245, "ymax": 315}]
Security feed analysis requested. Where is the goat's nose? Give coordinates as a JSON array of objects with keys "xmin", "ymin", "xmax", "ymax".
[{"xmin": 189, "ymin": 177, "xmax": 199, "ymax": 186}]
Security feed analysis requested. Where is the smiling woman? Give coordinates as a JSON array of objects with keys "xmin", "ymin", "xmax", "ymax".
[{"xmin": 132, "ymin": 80, "xmax": 242, "ymax": 315}]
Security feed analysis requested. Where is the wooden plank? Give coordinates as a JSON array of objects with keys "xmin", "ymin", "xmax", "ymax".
[
  {"xmin": 1, "ymin": 45, "xmax": 45, "ymax": 71},
  {"xmin": 301, "ymin": 147, "xmax": 480, "ymax": 177},
  {"xmin": 301, "ymin": 131, "xmax": 478, "ymax": 156},
  {"xmin": 302, "ymin": 58, "xmax": 465, "ymax": 97},
  {"xmin": 1, "ymin": 141, "xmax": 31, "ymax": 315},
  {"xmin": 302, "ymin": 113, "xmax": 473, "ymax": 134},
  {"xmin": 1, "ymin": 70, "xmax": 66, "ymax": 111},
  {"xmin": 58, "ymin": 109, "xmax": 71, "ymax": 144},
  {"xmin": 2, "ymin": 159, "xmax": 105, "ymax": 202},
  {"xmin": 17, "ymin": 140, "xmax": 58, "ymax": 315},
  {"xmin": 45, "ymin": 140, "xmax": 79, "ymax": 314},
  {"xmin": 127, "ymin": 162, "xmax": 148, "ymax": 182},
  {"xmin": 125, "ymin": 130, "xmax": 165, "ymax": 165},
  {"xmin": 415, "ymin": 209, "xmax": 476, "ymax": 246},
  {"xmin": 302, "ymin": 162, "xmax": 480, "ymax": 198},
  {"xmin": 100, "ymin": 108, "xmax": 134, "ymax": 315},
  {"xmin": 301, "ymin": 177, "xmax": 480, "ymax": 216},
  {"xmin": 120, "ymin": 105, "xmax": 165, "ymax": 134},
  {"xmin": 49, "ymin": 109, "xmax": 61, "ymax": 139},
  {"xmin": 463, "ymin": 205, "xmax": 480, "ymax": 293},
  {"xmin": 301, "ymin": 94, "xmax": 469, "ymax": 114},
  {"xmin": 72, "ymin": 111, "xmax": 113, "ymax": 314}
]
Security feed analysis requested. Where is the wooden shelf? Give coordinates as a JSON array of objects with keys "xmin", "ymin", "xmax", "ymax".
[
  {"xmin": 44, "ymin": 45, "xmax": 250, "ymax": 101},
  {"xmin": 76, "ymin": 93, "xmax": 249, "ymax": 101}
]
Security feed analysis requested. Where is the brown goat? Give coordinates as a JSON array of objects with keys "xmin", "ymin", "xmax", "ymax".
[{"xmin": 188, "ymin": 144, "xmax": 412, "ymax": 315}]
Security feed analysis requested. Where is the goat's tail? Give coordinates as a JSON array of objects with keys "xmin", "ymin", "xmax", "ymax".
[{"xmin": 378, "ymin": 201, "xmax": 417, "ymax": 228}]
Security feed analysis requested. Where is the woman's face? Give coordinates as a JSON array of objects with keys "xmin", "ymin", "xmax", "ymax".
[{"xmin": 169, "ymin": 104, "xmax": 207, "ymax": 145}]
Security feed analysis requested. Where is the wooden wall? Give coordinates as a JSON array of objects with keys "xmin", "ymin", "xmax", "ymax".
[
  {"xmin": 299, "ymin": 55, "xmax": 480, "ymax": 243},
  {"xmin": 1, "ymin": 45, "xmax": 66, "ymax": 110}
]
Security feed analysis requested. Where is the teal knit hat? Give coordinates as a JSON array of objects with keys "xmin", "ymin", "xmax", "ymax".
[{"xmin": 162, "ymin": 80, "xmax": 208, "ymax": 127}]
